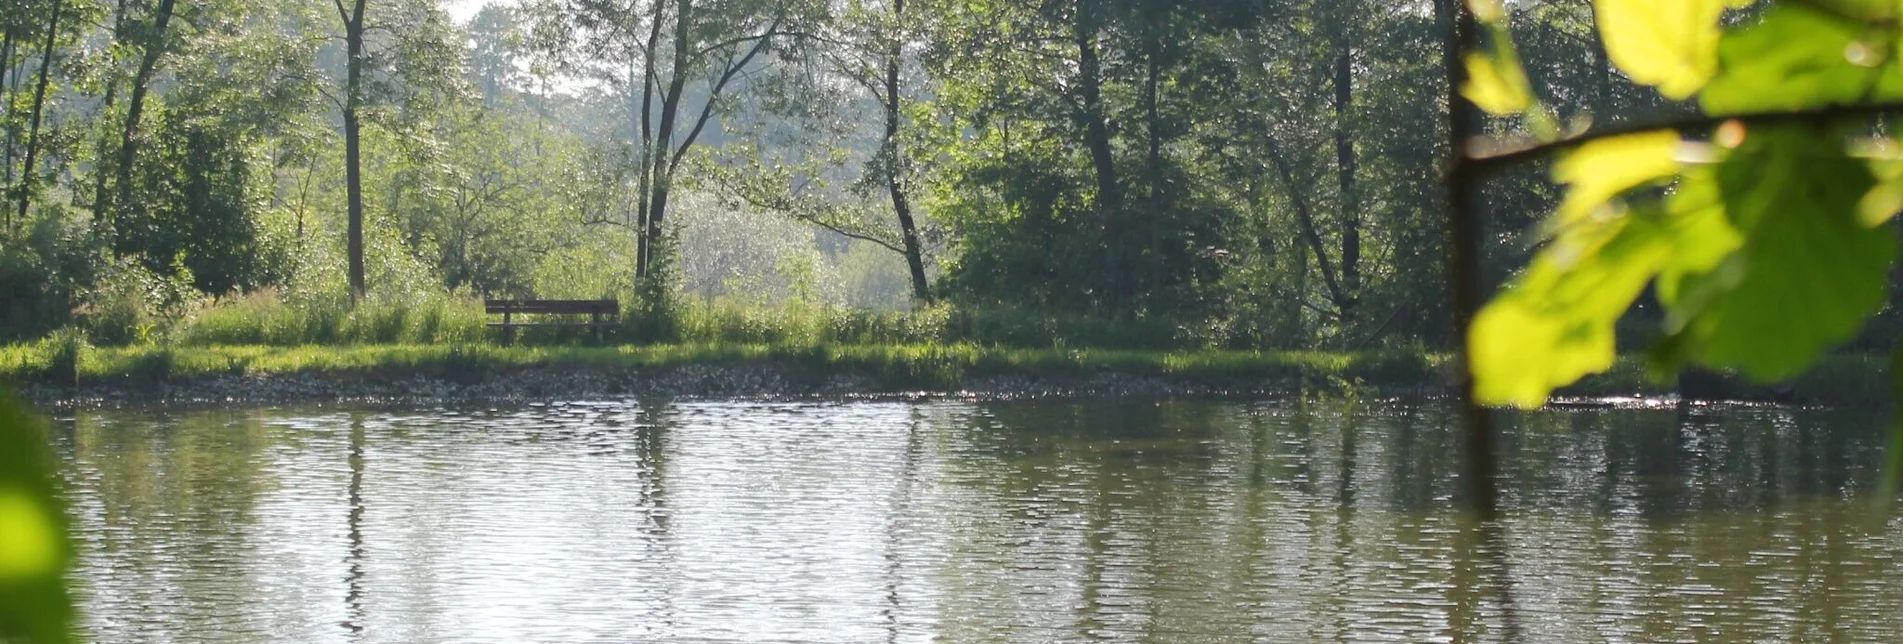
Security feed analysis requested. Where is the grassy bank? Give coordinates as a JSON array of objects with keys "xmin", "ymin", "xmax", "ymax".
[
  {"xmin": 0, "ymin": 341, "xmax": 1440, "ymax": 392},
  {"xmin": 0, "ymin": 339, "xmax": 1891, "ymax": 405}
]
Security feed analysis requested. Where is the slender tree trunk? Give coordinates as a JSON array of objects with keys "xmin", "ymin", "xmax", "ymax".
[
  {"xmin": 1144, "ymin": 24, "xmax": 1163, "ymax": 300},
  {"xmin": 341, "ymin": 0, "xmax": 368, "ymax": 297},
  {"xmin": 111, "ymin": 0, "xmax": 176, "ymax": 251},
  {"xmin": 642, "ymin": 0, "xmax": 693, "ymax": 280},
  {"xmin": 89, "ymin": 80, "xmax": 119, "ymax": 233},
  {"xmin": 1075, "ymin": 0, "xmax": 1121, "ymax": 307},
  {"xmin": 1, "ymin": 31, "xmax": 15, "ymax": 217},
  {"xmin": 633, "ymin": 0, "xmax": 665, "ymax": 281},
  {"xmin": 14, "ymin": 0, "xmax": 63, "ymax": 227},
  {"xmin": 885, "ymin": 0, "xmax": 930, "ymax": 302},
  {"xmin": 1332, "ymin": 34, "xmax": 1360, "ymax": 318}
]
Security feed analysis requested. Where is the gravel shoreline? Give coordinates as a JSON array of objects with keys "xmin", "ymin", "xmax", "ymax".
[{"xmin": 17, "ymin": 363, "xmax": 1368, "ymax": 409}]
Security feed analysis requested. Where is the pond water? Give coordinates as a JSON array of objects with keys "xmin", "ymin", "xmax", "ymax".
[{"xmin": 48, "ymin": 398, "xmax": 1903, "ymax": 642}]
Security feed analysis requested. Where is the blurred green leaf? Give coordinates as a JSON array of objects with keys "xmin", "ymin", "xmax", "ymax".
[
  {"xmin": 1550, "ymin": 131, "xmax": 1683, "ymax": 228},
  {"xmin": 1857, "ymin": 142, "xmax": 1903, "ymax": 226},
  {"xmin": 1461, "ymin": 52, "xmax": 1532, "ymax": 116},
  {"xmin": 1655, "ymin": 127, "xmax": 1894, "ymax": 380},
  {"xmin": 0, "ymin": 392, "xmax": 72, "ymax": 644},
  {"xmin": 1472, "ymin": 205, "xmax": 1687, "ymax": 408},
  {"xmin": 1701, "ymin": 3, "xmax": 1903, "ymax": 115}
]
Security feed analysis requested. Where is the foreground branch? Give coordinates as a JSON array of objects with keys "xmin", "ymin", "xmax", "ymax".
[{"xmin": 1464, "ymin": 100, "xmax": 1903, "ymax": 172}]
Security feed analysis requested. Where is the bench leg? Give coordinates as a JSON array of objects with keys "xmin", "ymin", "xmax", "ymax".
[{"xmin": 503, "ymin": 309, "xmax": 515, "ymax": 345}]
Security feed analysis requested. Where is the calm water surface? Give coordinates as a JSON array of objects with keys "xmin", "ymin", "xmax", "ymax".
[{"xmin": 49, "ymin": 398, "xmax": 1903, "ymax": 642}]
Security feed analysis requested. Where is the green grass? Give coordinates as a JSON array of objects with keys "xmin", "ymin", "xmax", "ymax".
[
  {"xmin": 0, "ymin": 341, "xmax": 1451, "ymax": 392},
  {"xmin": 0, "ymin": 338, "xmax": 1890, "ymax": 404},
  {"xmin": 5, "ymin": 290, "xmax": 1892, "ymax": 403},
  {"xmin": 149, "ymin": 292, "xmax": 1213, "ymax": 349}
]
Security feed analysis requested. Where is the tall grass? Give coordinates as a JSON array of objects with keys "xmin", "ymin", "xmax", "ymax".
[
  {"xmin": 174, "ymin": 290, "xmax": 486, "ymax": 346},
  {"xmin": 616, "ymin": 297, "xmax": 1190, "ymax": 348}
]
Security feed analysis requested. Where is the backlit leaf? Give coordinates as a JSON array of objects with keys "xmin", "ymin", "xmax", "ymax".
[
  {"xmin": 1472, "ymin": 211, "xmax": 1677, "ymax": 409},
  {"xmin": 1550, "ymin": 131, "xmax": 1682, "ymax": 228},
  {"xmin": 1461, "ymin": 52, "xmax": 1532, "ymax": 116},
  {"xmin": 1595, "ymin": 0, "xmax": 1729, "ymax": 99}
]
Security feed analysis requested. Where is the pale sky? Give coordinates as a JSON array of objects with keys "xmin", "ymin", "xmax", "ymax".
[{"xmin": 444, "ymin": 0, "xmax": 514, "ymax": 24}]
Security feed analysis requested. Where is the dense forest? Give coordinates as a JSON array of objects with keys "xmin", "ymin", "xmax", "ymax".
[{"xmin": 0, "ymin": 0, "xmax": 1860, "ymax": 351}]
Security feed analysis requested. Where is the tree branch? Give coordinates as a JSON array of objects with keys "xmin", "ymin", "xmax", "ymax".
[
  {"xmin": 1265, "ymin": 135, "xmax": 1351, "ymax": 312},
  {"xmin": 667, "ymin": 15, "xmax": 780, "ymax": 175},
  {"xmin": 1464, "ymin": 100, "xmax": 1903, "ymax": 172}
]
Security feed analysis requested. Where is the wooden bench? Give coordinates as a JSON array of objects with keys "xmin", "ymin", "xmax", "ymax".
[{"xmin": 485, "ymin": 299, "xmax": 619, "ymax": 343}]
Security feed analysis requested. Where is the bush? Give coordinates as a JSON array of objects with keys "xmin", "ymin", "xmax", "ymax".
[{"xmin": 77, "ymin": 257, "xmax": 200, "ymax": 347}]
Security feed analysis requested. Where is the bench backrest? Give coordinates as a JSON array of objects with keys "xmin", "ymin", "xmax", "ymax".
[{"xmin": 484, "ymin": 299, "xmax": 619, "ymax": 315}]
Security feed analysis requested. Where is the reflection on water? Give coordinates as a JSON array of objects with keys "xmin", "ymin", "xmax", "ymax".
[{"xmin": 49, "ymin": 399, "xmax": 1903, "ymax": 642}]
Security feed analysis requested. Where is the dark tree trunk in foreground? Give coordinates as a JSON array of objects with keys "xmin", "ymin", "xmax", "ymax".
[{"xmin": 1436, "ymin": 0, "xmax": 1498, "ymax": 521}]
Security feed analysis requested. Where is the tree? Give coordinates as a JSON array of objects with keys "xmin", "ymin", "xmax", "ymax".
[
  {"xmin": 11, "ymin": 0, "xmax": 62, "ymax": 226},
  {"xmin": 529, "ymin": 0, "xmax": 812, "ymax": 284},
  {"xmin": 336, "ymin": 0, "xmax": 368, "ymax": 297},
  {"xmin": 108, "ymin": 0, "xmax": 180, "ymax": 251}
]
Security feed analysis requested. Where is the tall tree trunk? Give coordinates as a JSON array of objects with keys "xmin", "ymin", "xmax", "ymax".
[
  {"xmin": 340, "ymin": 0, "xmax": 368, "ymax": 297},
  {"xmin": 886, "ymin": 0, "xmax": 930, "ymax": 302},
  {"xmin": 1144, "ymin": 23, "xmax": 1163, "ymax": 300},
  {"xmin": 111, "ymin": 0, "xmax": 176, "ymax": 251},
  {"xmin": 1, "ymin": 31, "xmax": 15, "ymax": 214},
  {"xmin": 633, "ymin": 0, "xmax": 665, "ymax": 281},
  {"xmin": 89, "ymin": 0, "xmax": 128, "ymax": 231},
  {"xmin": 1437, "ymin": 0, "xmax": 1499, "ymax": 519},
  {"xmin": 1332, "ymin": 33, "xmax": 1359, "ymax": 318},
  {"xmin": 1074, "ymin": 0, "xmax": 1121, "ymax": 306},
  {"xmin": 641, "ymin": 0, "xmax": 694, "ymax": 280},
  {"xmin": 13, "ymin": 0, "xmax": 63, "ymax": 228}
]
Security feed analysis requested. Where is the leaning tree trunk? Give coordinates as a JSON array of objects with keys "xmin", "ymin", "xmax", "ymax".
[
  {"xmin": 13, "ymin": 0, "xmax": 63, "ymax": 228},
  {"xmin": 111, "ymin": 0, "xmax": 176, "ymax": 251},
  {"xmin": 885, "ymin": 0, "xmax": 930, "ymax": 302}
]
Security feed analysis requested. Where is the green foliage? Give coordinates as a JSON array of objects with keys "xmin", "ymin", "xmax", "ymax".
[
  {"xmin": 1659, "ymin": 128, "xmax": 1895, "ymax": 378},
  {"xmin": 1468, "ymin": 1, "xmax": 1903, "ymax": 409},
  {"xmin": 78, "ymin": 256, "xmax": 201, "ymax": 347},
  {"xmin": 0, "ymin": 391, "xmax": 73, "ymax": 644},
  {"xmin": 1700, "ymin": 3, "xmax": 1903, "ymax": 115}
]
